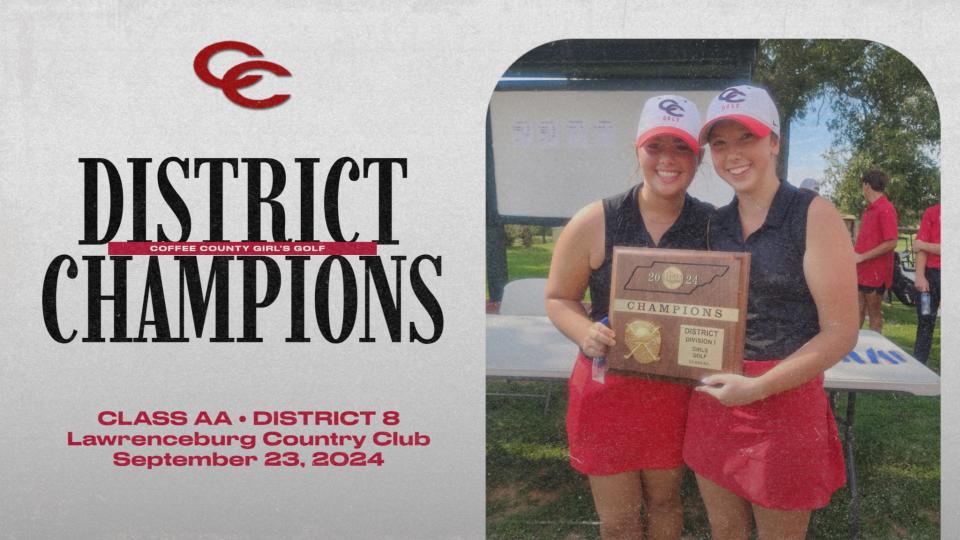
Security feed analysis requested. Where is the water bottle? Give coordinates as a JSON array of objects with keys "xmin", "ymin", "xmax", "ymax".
[{"xmin": 920, "ymin": 292, "xmax": 931, "ymax": 316}]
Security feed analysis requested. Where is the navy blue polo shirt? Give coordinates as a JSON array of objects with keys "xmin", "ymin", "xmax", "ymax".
[
  {"xmin": 710, "ymin": 181, "xmax": 819, "ymax": 360},
  {"xmin": 588, "ymin": 184, "xmax": 713, "ymax": 321}
]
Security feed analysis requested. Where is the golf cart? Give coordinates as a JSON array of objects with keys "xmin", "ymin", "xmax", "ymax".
[{"xmin": 890, "ymin": 228, "xmax": 918, "ymax": 306}]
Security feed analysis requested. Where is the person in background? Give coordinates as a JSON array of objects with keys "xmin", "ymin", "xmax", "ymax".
[
  {"xmin": 799, "ymin": 177, "xmax": 820, "ymax": 194},
  {"xmin": 854, "ymin": 170, "xmax": 898, "ymax": 332},
  {"xmin": 913, "ymin": 202, "xmax": 941, "ymax": 364},
  {"xmin": 545, "ymin": 95, "xmax": 712, "ymax": 539}
]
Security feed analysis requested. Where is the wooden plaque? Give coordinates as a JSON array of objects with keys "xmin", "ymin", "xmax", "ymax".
[{"xmin": 607, "ymin": 247, "xmax": 750, "ymax": 382}]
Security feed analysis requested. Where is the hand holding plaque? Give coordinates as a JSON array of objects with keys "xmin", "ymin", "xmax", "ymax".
[{"xmin": 607, "ymin": 247, "xmax": 750, "ymax": 382}]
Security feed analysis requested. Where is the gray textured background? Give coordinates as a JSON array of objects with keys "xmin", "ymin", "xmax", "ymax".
[{"xmin": 1, "ymin": 1, "xmax": 956, "ymax": 538}]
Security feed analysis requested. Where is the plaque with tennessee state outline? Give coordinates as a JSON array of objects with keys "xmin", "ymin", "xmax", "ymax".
[{"xmin": 607, "ymin": 247, "xmax": 750, "ymax": 382}]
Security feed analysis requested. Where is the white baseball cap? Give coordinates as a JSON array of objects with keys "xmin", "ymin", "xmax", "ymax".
[
  {"xmin": 635, "ymin": 94, "xmax": 702, "ymax": 156},
  {"xmin": 700, "ymin": 85, "xmax": 780, "ymax": 145}
]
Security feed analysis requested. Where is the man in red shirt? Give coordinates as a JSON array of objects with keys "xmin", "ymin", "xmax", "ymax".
[
  {"xmin": 854, "ymin": 170, "xmax": 898, "ymax": 332},
  {"xmin": 913, "ymin": 203, "xmax": 941, "ymax": 364}
]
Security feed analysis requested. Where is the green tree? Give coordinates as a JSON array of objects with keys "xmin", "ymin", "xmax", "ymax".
[
  {"xmin": 754, "ymin": 40, "xmax": 939, "ymax": 223},
  {"xmin": 822, "ymin": 148, "xmax": 866, "ymax": 216},
  {"xmin": 821, "ymin": 41, "xmax": 939, "ymax": 224},
  {"xmin": 504, "ymin": 225, "xmax": 536, "ymax": 248},
  {"xmin": 537, "ymin": 225, "xmax": 551, "ymax": 243}
]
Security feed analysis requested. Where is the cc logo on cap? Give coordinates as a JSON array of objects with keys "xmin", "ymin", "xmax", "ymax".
[
  {"xmin": 194, "ymin": 41, "xmax": 291, "ymax": 109},
  {"xmin": 719, "ymin": 88, "xmax": 746, "ymax": 103},
  {"xmin": 659, "ymin": 99, "xmax": 685, "ymax": 117}
]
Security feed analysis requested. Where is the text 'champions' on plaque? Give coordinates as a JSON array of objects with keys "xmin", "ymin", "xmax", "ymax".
[{"xmin": 607, "ymin": 247, "xmax": 750, "ymax": 382}]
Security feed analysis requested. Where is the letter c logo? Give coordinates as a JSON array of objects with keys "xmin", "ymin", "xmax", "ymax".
[
  {"xmin": 658, "ymin": 99, "xmax": 685, "ymax": 117},
  {"xmin": 719, "ymin": 87, "xmax": 746, "ymax": 103},
  {"xmin": 194, "ymin": 41, "xmax": 291, "ymax": 109}
]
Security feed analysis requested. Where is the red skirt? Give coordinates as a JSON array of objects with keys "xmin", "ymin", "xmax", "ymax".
[
  {"xmin": 683, "ymin": 360, "xmax": 846, "ymax": 510},
  {"xmin": 566, "ymin": 352, "xmax": 692, "ymax": 476}
]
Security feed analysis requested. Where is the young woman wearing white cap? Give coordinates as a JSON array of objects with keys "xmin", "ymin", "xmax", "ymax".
[
  {"xmin": 684, "ymin": 85, "xmax": 858, "ymax": 539},
  {"xmin": 545, "ymin": 95, "xmax": 712, "ymax": 539}
]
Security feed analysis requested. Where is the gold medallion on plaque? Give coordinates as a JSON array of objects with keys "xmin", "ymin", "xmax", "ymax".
[
  {"xmin": 623, "ymin": 320, "xmax": 661, "ymax": 364},
  {"xmin": 661, "ymin": 266, "xmax": 684, "ymax": 290}
]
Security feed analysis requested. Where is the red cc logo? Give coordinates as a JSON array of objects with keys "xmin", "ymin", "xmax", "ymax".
[{"xmin": 194, "ymin": 41, "xmax": 291, "ymax": 109}]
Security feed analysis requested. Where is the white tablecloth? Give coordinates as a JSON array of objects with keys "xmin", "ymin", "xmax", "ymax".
[{"xmin": 486, "ymin": 315, "xmax": 940, "ymax": 396}]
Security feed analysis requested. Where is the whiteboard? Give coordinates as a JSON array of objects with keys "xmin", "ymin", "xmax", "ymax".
[{"xmin": 489, "ymin": 89, "xmax": 736, "ymax": 219}]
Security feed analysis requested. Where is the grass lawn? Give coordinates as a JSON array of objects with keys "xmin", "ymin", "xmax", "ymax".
[
  {"xmin": 506, "ymin": 239, "xmax": 555, "ymax": 281},
  {"xmin": 487, "ymin": 242, "xmax": 940, "ymax": 539}
]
